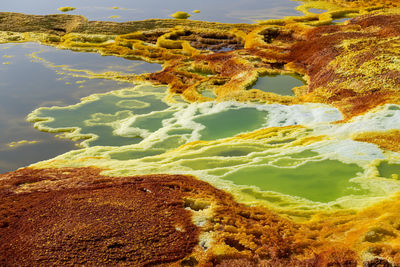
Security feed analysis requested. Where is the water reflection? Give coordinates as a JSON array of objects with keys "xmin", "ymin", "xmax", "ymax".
[
  {"xmin": 0, "ymin": 43, "xmax": 150, "ymax": 173},
  {"xmin": 332, "ymin": 17, "xmax": 351, "ymax": 24},
  {"xmin": 38, "ymin": 48, "xmax": 161, "ymax": 75},
  {"xmin": 3, "ymin": 0, "xmax": 302, "ymax": 23}
]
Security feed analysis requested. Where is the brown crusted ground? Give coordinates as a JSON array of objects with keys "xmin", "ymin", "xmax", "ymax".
[
  {"xmin": 2, "ymin": 167, "xmax": 400, "ymax": 266},
  {"xmin": 286, "ymin": 13, "xmax": 400, "ymax": 119},
  {"xmin": 309, "ymin": 0, "xmax": 400, "ymax": 9},
  {"xmin": 0, "ymin": 168, "xmax": 200, "ymax": 266}
]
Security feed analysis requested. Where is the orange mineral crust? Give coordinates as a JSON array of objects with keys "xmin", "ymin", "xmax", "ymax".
[
  {"xmin": 2, "ymin": 167, "xmax": 400, "ymax": 266},
  {"xmin": 304, "ymin": 0, "xmax": 400, "ymax": 9},
  {"xmin": 287, "ymin": 13, "xmax": 400, "ymax": 119},
  {"xmin": 0, "ymin": 168, "xmax": 199, "ymax": 266},
  {"xmin": 353, "ymin": 130, "xmax": 400, "ymax": 152}
]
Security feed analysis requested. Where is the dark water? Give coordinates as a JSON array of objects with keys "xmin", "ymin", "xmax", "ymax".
[
  {"xmin": 2, "ymin": 0, "xmax": 302, "ymax": 23},
  {"xmin": 0, "ymin": 43, "xmax": 158, "ymax": 173},
  {"xmin": 307, "ymin": 8, "xmax": 327, "ymax": 14}
]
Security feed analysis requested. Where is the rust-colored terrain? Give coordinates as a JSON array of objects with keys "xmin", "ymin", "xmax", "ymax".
[
  {"xmin": 2, "ymin": 167, "xmax": 400, "ymax": 266},
  {"xmin": 0, "ymin": 168, "xmax": 199, "ymax": 266}
]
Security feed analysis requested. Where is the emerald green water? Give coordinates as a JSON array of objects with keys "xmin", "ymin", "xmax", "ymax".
[
  {"xmin": 130, "ymin": 111, "xmax": 175, "ymax": 132},
  {"xmin": 34, "ymin": 91, "xmax": 169, "ymax": 146},
  {"xmin": 252, "ymin": 75, "xmax": 305, "ymax": 96},
  {"xmin": 378, "ymin": 161, "xmax": 400, "ymax": 179},
  {"xmin": 223, "ymin": 160, "xmax": 365, "ymax": 202},
  {"xmin": 195, "ymin": 108, "xmax": 268, "ymax": 140}
]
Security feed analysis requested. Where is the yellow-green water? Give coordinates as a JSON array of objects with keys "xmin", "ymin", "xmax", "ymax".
[{"xmin": 223, "ymin": 159, "xmax": 364, "ymax": 203}]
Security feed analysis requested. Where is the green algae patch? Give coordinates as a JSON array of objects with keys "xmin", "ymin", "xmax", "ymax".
[
  {"xmin": 58, "ymin": 7, "xmax": 76, "ymax": 12},
  {"xmin": 378, "ymin": 161, "xmax": 400, "ymax": 179},
  {"xmin": 251, "ymin": 75, "xmax": 305, "ymax": 96},
  {"xmin": 194, "ymin": 108, "xmax": 268, "ymax": 140},
  {"xmin": 223, "ymin": 160, "xmax": 365, "ymax": 203},
  {"xmin": 171, "ymin": 11, "xmax": 191, "ymax": 19}
]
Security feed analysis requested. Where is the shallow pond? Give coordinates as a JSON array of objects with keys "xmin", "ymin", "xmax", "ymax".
[
  {"xmin": 251, "ymin": 74, "xmax": 305, "ymax": 96},
  {"xmin": 223, "ymin": 159, "xmax": 365, "ymax": 203}
]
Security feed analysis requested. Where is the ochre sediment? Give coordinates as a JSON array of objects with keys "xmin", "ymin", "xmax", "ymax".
[
  {"xmin": 353, "ymin": 130, "xmax": 400, "ymax": 152},
  {"xmin": 0, "ymin": 168, "xmax": 200, "ymax": 266},
  {"xmin": 2, "ymin": 167, "xmax": 400, "ymax": 266}
]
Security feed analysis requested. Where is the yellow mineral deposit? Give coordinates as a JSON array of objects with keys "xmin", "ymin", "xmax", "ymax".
[
  {"xmin": 8, "ymin": 140, "xmax": 38, "ymax": 148},
  {"xmin": 170, "ymin": 11, "xmax": 191, "ymax": 19},
  {"xmin": 2, "ymin": 0, "xmax": 400, "ymax": 265},
  {"xmin": 57, "ymin": 7, "xmax": 76, "ymax": 12}
]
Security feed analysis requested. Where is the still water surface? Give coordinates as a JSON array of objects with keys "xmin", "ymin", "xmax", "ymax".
[
  {"xmin": 0, "ymin": 1, "xmax": 303, "ymax": 173},
  {"xmin": 3, "ymin": 0, "xmax": 302, "ymax": 23},
  {"xmin": 0, "ymin": 43, "xmax": 159, "ymax": 172}
]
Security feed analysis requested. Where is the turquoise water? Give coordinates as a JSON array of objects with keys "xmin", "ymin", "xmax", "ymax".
[
  {"xmin": 34, "ymin": 92, "xmax": 169, "ymax": 147},
  {"xmin": 252, "ymin": 75, "xmax": 305, "ymax": 95}
]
